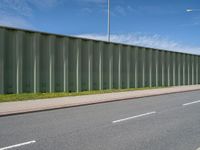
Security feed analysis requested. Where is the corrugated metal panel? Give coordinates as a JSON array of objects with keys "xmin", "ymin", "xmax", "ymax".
[{"xmin": 0, "ymin": 26, "xmax": 199, "ymax": 94}]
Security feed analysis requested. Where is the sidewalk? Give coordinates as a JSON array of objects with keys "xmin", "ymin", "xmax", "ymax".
[{"xmin": 0, "ymin": 85, "xmax": 200, "ymax": 117}]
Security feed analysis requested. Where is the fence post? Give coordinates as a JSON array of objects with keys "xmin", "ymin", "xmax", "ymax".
[
  {"xmin": 16, "ymin": 31, "xmax": 23, "ymax": 94},
  {"xmin": 162, "ymin": 51, "xmax": 165, "ymax": 86},
  {"xmin": 142, "ymin": 48, "xmax": 145, "ymax": 87},
  {"xmin": 99, "ymin": 42, "xmax": 103, "ymax": 90},
  {"xmin": 0, "ymin": 28, "xmax": 4, "ymax": 94},
  {"xmin": 127, "ymin": 47, "xmax": 130, "ymax": 89},
  {"xmin": 135, "ymin": 47, "xmax": 138, "ymax": 88},
  {"xmin": 88, "ymin": 41, "xmax": 93, "ymax": 91},
  {"xmin": 195, "ymin": 56, "xmax": 199, "ymax": 84},
  {"xmin": 118, "ymin": 45, "xmax": 122, "ymax": 89},
  {"xmin": 76, "ymin": 39, "xmax": 81, "ymax": 92}
]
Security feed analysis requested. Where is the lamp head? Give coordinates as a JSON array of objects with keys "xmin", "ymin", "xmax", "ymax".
[{"xmin": 186, "ymin": 9, "xmax": 193, "ymax": 12}]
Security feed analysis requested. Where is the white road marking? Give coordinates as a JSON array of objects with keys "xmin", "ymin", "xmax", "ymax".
[
  {"xmin": 183, "ymin": 100, "xmax": 200, "ymax": 106},
  {"xmin": 112, "ymin": 111, "xmax": 156, "ymax": 124},
  {"xmin": 196, "ymin": 147, "xmax": 200, "ymax": 150},
  {"xmin": 0, "ymin": 140, "xmax": 36, "ymax": 150}
]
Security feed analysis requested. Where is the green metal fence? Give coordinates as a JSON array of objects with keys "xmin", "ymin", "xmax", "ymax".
[{"xmin": 0, "ymin": 26, "xmax": 199, "ymax": 94}]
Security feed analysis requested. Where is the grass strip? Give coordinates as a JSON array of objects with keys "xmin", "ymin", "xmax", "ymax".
[{"xmin": 0, "ymin": 87, "xmax": 164, "ymax": 103}]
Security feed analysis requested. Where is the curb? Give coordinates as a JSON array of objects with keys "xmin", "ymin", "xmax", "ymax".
[{"xmin": 0, "ymin": 88, "xmax": 200, "ymax": 117}]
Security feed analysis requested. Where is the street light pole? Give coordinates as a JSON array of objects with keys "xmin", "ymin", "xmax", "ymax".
[{"xmin": 108, "ymin": 0, "xmax": 110, "ymax": 42}]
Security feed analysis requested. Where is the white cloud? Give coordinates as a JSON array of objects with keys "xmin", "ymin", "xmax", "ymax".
[
  {"xmin": 0, "ymin": 0, "xmax": 61, "ymax": 28},
  {"xmin": 127, "ymin": 6, "xmax": 134, "ymax": 12},
  {"xmin": 81, "ymin": 8, "xmax": 93, "ymax": 13},
  {"xmin": 77, "ymin": 33, "xmax": 200, "ymax": 55},
  {"xmin": 114, "ymin": 5, "xmax": 137, "ymax": 16},
  {"xmin": 0, "ymin": 0, "xmax": 32, "ymax": 16},
  {"xmin": 79, "ymin": 0, "xmax": 106, "ymax": 4},
  {"xmin": 0, "ymin": 0, "xmax": 61, "ymax": 16},
  {"xmin": 0, "ymin": 15, "xmax": 33, "ymax": 28},
  {"xmin": 114, "ymin": 6, "xmax": 126, "ymax": 16},
  {"xmin": 28, "ymin": 0, "xmax": 62, "ymax": 9}
]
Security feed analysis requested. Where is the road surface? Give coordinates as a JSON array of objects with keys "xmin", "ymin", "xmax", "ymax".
[{"xmin": 1, "ymin": 90, "xmax": 200, "ymax": 150}]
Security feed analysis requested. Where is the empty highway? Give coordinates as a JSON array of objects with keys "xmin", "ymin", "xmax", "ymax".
[{"xmin": 1, "ymin": 90, "xmax": 200, "ymax": 150}]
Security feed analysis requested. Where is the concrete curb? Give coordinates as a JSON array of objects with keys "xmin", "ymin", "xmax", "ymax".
[{"xmin": 0, "ymin": 86, "xmax": 200, "ymax": 117}]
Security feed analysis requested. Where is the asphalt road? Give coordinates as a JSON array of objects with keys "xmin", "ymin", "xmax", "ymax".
[{"xmin": 1, "ymin": 90, "xmax": 200, "ymax": 150}]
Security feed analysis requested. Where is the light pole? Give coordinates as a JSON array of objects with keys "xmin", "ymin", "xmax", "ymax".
[
  {"xmin": 108, "ymin": 0, "xmax": 110, "ymax": 42},
  {"xmin": 186, "ymin": 8, "xmax": 200, "ymax": 85}
]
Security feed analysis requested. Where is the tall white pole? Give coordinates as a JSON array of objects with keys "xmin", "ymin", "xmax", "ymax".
[{"xmin": 108, "ymin": 0, "xmax": 110, "ymax": 42}]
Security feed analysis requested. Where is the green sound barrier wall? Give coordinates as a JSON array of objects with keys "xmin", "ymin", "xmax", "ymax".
[{"xmin": 0, "ymin": 26, "xmax": 199, "ymax": 94}]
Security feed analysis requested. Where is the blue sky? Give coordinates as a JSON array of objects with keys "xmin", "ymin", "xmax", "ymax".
[{"xmin": 0, "ymin": 0, "xmax": 200, "ymax": 54}]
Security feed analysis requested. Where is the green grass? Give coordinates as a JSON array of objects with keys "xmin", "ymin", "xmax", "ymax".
[{"xmin": 0, "ymin": 87, "xmax": 163, "ymax": 103}]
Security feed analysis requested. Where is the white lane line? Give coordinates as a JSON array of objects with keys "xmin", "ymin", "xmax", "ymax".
[
  {"xmin": 183, "ymin": 100, "xmax": 200, "ymax": 106},
  {"xmin": 112, "ymin": 111, "xmax": 156, "ymax": 124},
  {"xmin": 0, "ymin": 140, "xmax": 36, "ymax": 150}
]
